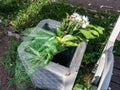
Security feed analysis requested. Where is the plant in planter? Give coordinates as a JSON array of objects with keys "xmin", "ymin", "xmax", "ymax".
[{"xmin": 18, "ymin": 13, "xmax": 104, "ymax": 90}]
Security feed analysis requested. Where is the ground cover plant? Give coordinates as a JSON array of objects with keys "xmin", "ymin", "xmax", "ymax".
[{"xmin": 0, "ymin": 0, "xmax": 120, "ymax": 90}]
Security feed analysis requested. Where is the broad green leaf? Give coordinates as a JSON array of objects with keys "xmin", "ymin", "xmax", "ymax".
[
  {"xmin": 80, "ymin": 30, "xmax": 96, "ymax": 39},
  {"xmin": 62, "ymin": 35, "xmax": 77, "ymax": 42},
  {"xmin": 87, "ymin": 24, "xmax": 104, "ymax": 34},
  {"xmin": 89, "ymin": 30, "xmax": 99, "ymax": 37},
  {"xmin": 66, "ymin": 41, "xmax": 78, "ymax": 46}
]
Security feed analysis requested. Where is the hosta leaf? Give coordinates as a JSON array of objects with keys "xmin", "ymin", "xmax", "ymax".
[
  {"xmin": 66, "ymin": 41, "xmax": 78, "ymax": 46},
  {"xmin": 76, "ymin": 36, "xmax": 84, "ymax": 41},
  {"xmin": 89, "ymin": 30, "xmax": 99, "ymax": 37},
  {"xmin": 80, "ymin": 30, "xmax": 97, "ymax": 39},
  {"xmin": 87, "ymin": 24, "xmax": 104, "ymax": 34},
  {"xmin": 62, "ymin": 35, "xmax": 77, "ymax": 42}
]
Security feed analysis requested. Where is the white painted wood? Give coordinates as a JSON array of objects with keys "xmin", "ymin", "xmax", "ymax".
[
  {"xmin": 98, "ymin": 48, "xmax": 114, "ymax": 90},
  {"xmin": 117, "ymin": 32, "xmax": 120, "ymax": 41},
  {"xmin": 107, "ymin": 16, "xmax": 120, "ymax": 47},
  {"xmin": 91, "ymin": 53, "xmax": 106, "ymax": 85},
  {"xmin": 94, "ymin": 16, "xmax": 120, "ymax": 68},
  {"xmin": 91, "ymin": 16, "xmax": 120, "ymax": 90}
]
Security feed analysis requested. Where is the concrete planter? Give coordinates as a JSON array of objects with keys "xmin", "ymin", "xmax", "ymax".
[{"xmin": 29, "ymin": 19, "xmax": 87, "ymax": 90}]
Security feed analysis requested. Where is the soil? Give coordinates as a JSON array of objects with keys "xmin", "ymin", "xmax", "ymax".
[
  {"xmin": 0, "ymin": 22, "xmax": 36, "ymax": 90},
  {"xmin": 0, "ymin": 24, "xmax": 16, "ymax": 90},
  {"xmin": 67, "ymin": 0, "xmax": 120, "ymax": 11}
]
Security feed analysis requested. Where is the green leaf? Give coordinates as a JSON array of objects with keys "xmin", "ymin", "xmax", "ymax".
[
  {"xmin": 56, "ymin": 28, "xmax": 65, "ymax": 36},
  {"xmin": 80, "ymin": 30, "xmax": 96, "ymax": 39},
  {"xmin": 66, "ymin": 41, "xmax": 78, "ymax": 46},
  {"xmin": 87, "ymin": 24, "xmax": 104, "ymax": 34},
  {"xmin": 62, "ymin": 35, "xmax": 77, "ymax": 42},
  {"xmin": 89, "ymin": 30, "xmax": 99, "ymax": 37},
  {"xmin": 26, "ymin": 46, "xmax": 40, "ymax": 56}
]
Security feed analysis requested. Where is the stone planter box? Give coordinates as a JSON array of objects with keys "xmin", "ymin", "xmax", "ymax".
[{"xmin": 19, "ymin": 19, "xmax": 87, "ymax": 90}]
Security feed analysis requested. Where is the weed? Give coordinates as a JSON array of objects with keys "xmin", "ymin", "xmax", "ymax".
[{"xmin": 3, "ymin": 38, "xmax": 31, "ymax": 90}]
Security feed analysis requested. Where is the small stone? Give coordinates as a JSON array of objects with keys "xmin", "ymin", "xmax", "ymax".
[{"xmin": 88, "ymin": 3, "xmax": 92, "ymax": 6}]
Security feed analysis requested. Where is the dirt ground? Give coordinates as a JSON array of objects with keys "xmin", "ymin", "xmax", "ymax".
[
  {"xmin": 67, "ymin": 0, "xmax": 120, "ymax": 11},
  {"xmin": 0, "ymin": 25, "xmax": 16, "ymax": 90},
  {"xmin": 0, "ymin": 22, "xmax": 37, "ymax": 90}
]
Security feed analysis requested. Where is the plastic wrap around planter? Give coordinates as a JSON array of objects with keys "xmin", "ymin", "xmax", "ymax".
[{"xmin": 19, "ymin": 19, "xmax": 87, "ymax": 90}]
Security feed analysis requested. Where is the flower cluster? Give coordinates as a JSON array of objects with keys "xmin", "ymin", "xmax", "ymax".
[
  {"xmin": 70, "ymin": 13, "xmax": 89, "ymax": 28},
  {"xmin": 57, "ymin": 12, "xmax": 104, "ymax": 46},
  {"xmin": 57, "ymin": 13, "xmax": 90, "ymax": 37}
]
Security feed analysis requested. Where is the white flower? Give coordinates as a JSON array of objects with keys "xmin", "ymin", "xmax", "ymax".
[
  {"xmin": 70, "ymin": 13, "xmax": 80, "ymax": 21},
  {"xmin": 86, "ymin": 22, "xmax": 89, "ymax": 25},
  {"xmin": 81, "ymin": 16, "xmax": 89, "ymax": 28},
  {"xmin": 82, "ymin": 23, "xmax": 87, "ymax": 28},
  {"xmin": 75, "ymin": 16, "xmax": 82, "ymax": 21},
  {"xmin": 73, "ymin": 13, "xmax": 80, "ymax": 17},
  {"xmin": 70, "ymin": 13, "xmax": 83, "ymax": 22},
  {"xmin": 70, "ymin": 13, "xmax": 89, "ymax": 28},
  {"xmin": 82, "ymin": 16, "xmax": 89, "ymax": 22},
  {"xmin": 82, "ymin": 22, "xmax": 89, "ymax": 28}
]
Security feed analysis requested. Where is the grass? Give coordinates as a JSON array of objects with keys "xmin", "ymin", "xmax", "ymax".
[
  {"xmin": 3, "ymin": 38, "xmax": 30, "ymax": 90},
  {"xmin": 0, "ymin": 0, "xmax": 120, "ymax": 90}
]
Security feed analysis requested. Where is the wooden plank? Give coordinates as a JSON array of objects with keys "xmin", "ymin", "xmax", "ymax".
[
  {"xmin": 114, "ymin": 57, "xmax": 120, "ymax": 69},
  {"xmin": 91, "ymin": 53, "xmax": 106, "ymax": 85},
  {"xmin": 91, "ymin": 16, "xmax": 120, "ymax": 89},
  {"xmin": 109, "ymin": 56, "xmax": 120, "ymax": 89},
  {"xmin": 95, "ymin": 16, "xmax": 120, "ymax": 90},
  {"xmin": 104, "ymin": 16, "xmax": 120, "ymax": 51},
  {"xmin": 97, "ymin": 51, "xmax": 114, "ymax": 90},
  {"xmin": 113, "ymin": 68, "xmax": 120, "ymax": 77},
  {"xmin": 109, "ymin": 82, "xmax": 120, "ymax": 90},
  {"xmin": 111, "ymin": 75, "xmax": 120, "ymax": 85}
]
